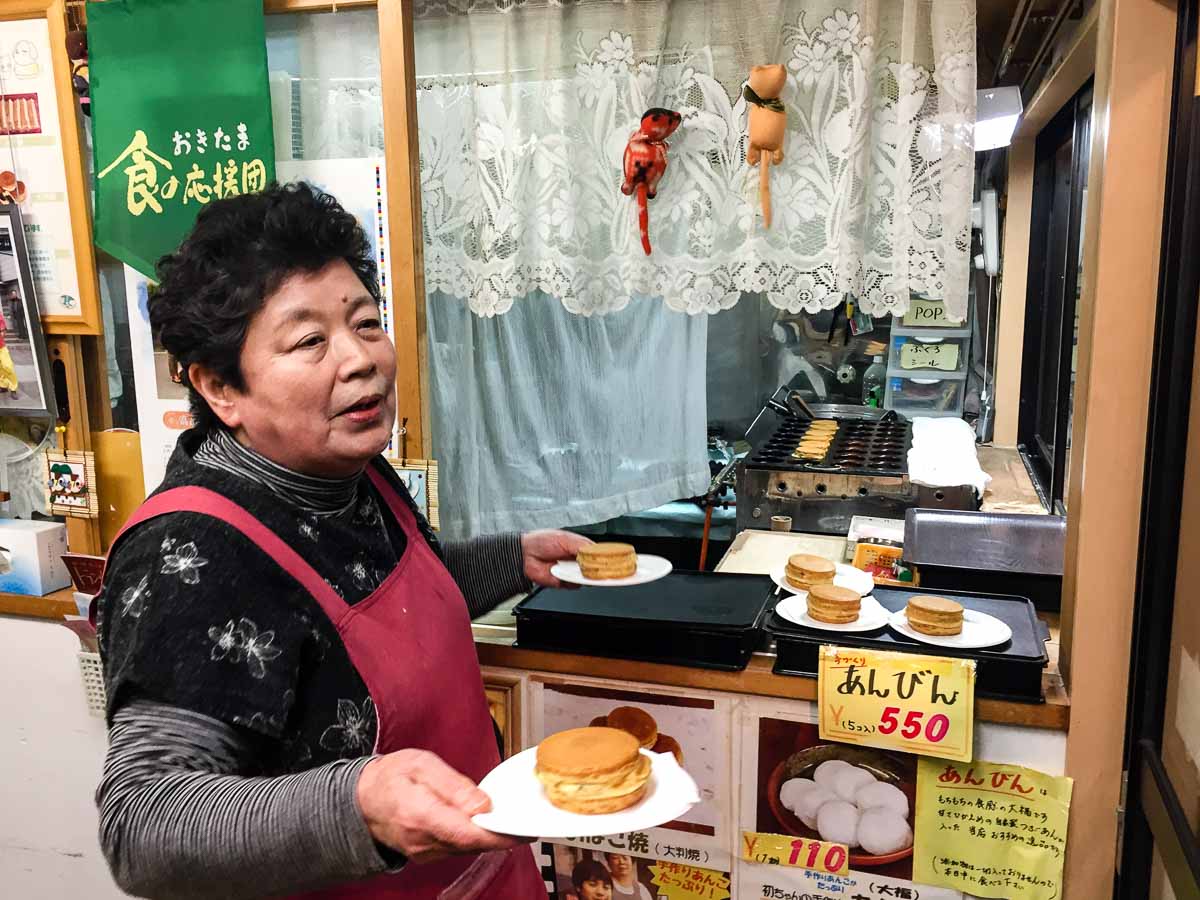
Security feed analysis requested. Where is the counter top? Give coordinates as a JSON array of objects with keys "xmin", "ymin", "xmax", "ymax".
[{"xmin": 472, "ymin": 617, "xmax": 1069, "ymax": 731}]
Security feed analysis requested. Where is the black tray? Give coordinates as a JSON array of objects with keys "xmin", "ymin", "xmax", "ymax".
[
  {"xmin": 514, "ymin": 571, "xmax": 774, "ymax": 671},
  {"xmin": 767, "ymin": 587, "xmax": 1051, "ymax": 703}
]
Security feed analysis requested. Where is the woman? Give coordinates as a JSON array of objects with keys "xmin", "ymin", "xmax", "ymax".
[
  {"xmin": 571, "ymin": 860, "xmax": 614, "ymax": 900},
  {"xmin": 95, "ymin": 183, "xmax": 590, "ymax": 899}
]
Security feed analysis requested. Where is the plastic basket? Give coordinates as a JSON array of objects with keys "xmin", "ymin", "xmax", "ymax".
[{"xmin": 78, "ymin": 650, "xmax": 106, "ymax": 717}]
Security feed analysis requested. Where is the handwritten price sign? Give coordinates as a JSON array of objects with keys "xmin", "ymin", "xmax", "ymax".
[
  {"xmin": 741, "ymin": 831, "xmax": 850, "ymax": 876},
  {"xmin": 818, "ymin": 645, "xmax": 976, "ymax": 762}
]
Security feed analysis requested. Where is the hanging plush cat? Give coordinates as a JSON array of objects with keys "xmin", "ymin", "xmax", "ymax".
[
  {"xmin": 745, "ymin": 64, "xmax": 787, "ymax": 228},
  {"xmin": 621, "ymin": 107, "xmax": 682, "ymax": 255}
]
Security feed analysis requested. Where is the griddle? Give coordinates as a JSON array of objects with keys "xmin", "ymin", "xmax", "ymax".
[
  {"xmin": 746, "ymin": 416, "xmax": 913, "ymax": 477},
  {"xmin": 767, "ymin": 586, "xmax": 1050, "ymax": 703},
  {"xmin": 513, "ymin": 572, "xmax": 774, "ymax": 671}
]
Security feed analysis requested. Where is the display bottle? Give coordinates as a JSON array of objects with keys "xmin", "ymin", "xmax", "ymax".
[{"xmin": 862, "ymin": 355, "xmax": 886, "ymax": 407}]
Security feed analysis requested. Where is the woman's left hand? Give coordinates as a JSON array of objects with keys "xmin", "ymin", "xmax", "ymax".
[{"xmin": 521, "ymin": 530, "xmax": 593, "ymax": 589}]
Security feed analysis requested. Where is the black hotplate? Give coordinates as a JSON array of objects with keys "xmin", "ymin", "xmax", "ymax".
[{"xmin": 514, "ymin": 572, "xmax": 774, "ymax": 671}]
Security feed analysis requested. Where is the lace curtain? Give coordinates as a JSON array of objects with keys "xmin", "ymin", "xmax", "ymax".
[{"xmin": 415, "ymin": 0, "xmax": 976, "ymax": 320}]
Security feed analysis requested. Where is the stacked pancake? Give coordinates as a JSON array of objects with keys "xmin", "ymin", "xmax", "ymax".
[
  {"xmin": 535, "ymin": 727, "xmax": 652, "ymax": 813},
  {"xmin": 785, "ymin": 553, "xmax": 836, "ymax": 591},
  {"xmin": 576, "ymin": 542, "xmax": 637, "ymax": 579},
  {"xmin": 904, "ymin": 595, "xmax": 964, "ymax": 635},
  {"xmin": 792, "ymin": 419, "xmax": 839, "ymax": 461},
  {"xmin": 591, "ymin": 706, "xmax": 684, "ymax": 765},
  {"xmin": 806, "ymin": 583, "xmax": 863, "ymax": 624}
]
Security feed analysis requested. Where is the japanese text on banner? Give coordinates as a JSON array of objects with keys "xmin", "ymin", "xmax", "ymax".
[
  {"xmin": 818, "ymin": 645, "xmax": 976, "ymax": 762},
  {"xmin": 740, "ymin": 831, "xmax": 850, "ymax": 876},
  {"xmin": 913, "ymin": 758, "xmax": 1072, "ymax": 900},
  {"xmin": 649, "ymin": 861, "xmax": 731, "ymax": 900}
]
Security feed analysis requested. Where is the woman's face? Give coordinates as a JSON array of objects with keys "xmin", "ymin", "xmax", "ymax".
[
  {"xmin": 208, "ymin": 259, "xmax": 397, "ymax": 476},
  {"xmin": 579, "ymin": 880, "xmax": 612, "ymax": 900}
]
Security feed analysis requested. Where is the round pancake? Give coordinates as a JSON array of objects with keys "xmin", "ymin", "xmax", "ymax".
[
  {"xmin": 536, "ymin": 727, "xmax": 640, "ymax": 778},
  {"xmin": 652, "ymin": 734, "xmax": 684, "ymax": 765},
  {"xmin": 606, "ymin": 706, "xmax": 659, "ymax": 749}
]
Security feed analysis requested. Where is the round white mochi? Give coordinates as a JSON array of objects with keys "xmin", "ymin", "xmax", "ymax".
[
  {"xmin": 857, "ymin": 808, "xmax": 913, "ymax": 855},
  {"xmin": 816, "ymin": 800, "xmax": 861, "ymax": 847},
  {"xmin": 854, "ymin": 780, "xmax": 909, "ymax": 818},
  {"xmin": 795, "ymin": 784, "xmax": 837, "ymax": 829},
  {"xmin": 831, "ymin": 765, "xmax": 877, "ymax": 803},
  {"xmin": 812, "ymin": 759, "xmax": 855, "ymax": 788},
  {"xmin": 779, "ymin": 777, "xmax": 817, "ymax": 813}
]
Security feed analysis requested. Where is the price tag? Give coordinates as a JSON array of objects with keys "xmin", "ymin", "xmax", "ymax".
[
  {"xmin": 740, "ymin": 831, "xmax": 850, "ymax": 876},
  {"xmin": 900, "ymin": 342, "xmax": 960, "ymax": 371},
  {"xmin": 818, "ymin": 645, "xmax": 976, "ymax": 762},
  {"xmin": 902, "ymin": 297, "xmax": 963, "ymax": 327}
]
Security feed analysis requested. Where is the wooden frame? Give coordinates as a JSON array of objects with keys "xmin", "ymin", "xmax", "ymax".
[
  {"xmin": 481, "ymin": 669, "xmax": 524, "ymax": 757},
  {"xmin": 264, "ymin": 0, "xmax": 429, "ymax": 459},
  {"xmin": 0, "ymin": 0, "xmax": 102, "ymax": 335},
  {"xmin": 388, "ymin": 456, "xmax": 439, "ymax": 530}
]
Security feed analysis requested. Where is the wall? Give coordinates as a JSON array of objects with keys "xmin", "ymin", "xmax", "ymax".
[{"xmin": 0, "ymin": 615, "xmax": 123, "ymax": 899}]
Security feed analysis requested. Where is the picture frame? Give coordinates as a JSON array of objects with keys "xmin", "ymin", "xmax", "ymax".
[
  {"xmin": 388, "ymin": 457, "xmax": 439, "ymax": 531},
  {"xmin": 44, "ymin": 447, "xmax": 98, "ymax": 518},
  {"xmin": 0, "ymin": 204, "xmax": 56, "ymax": 417},
  {"xmin": 0, "ymin": 4, "xmax": 102, "ymax": 334}
]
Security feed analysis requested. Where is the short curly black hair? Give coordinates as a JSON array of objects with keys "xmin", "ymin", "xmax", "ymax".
[
  {"xmin": 572, "ymin": 859, "xmax": 612, "ymax": 890},
  {"xmin": 149, "ymin": 181, "xmax": 380, "ymax": 433}
]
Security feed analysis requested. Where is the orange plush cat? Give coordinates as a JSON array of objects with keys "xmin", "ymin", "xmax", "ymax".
[{"xmin": 745, "ymin": 64, "xmax": 787, "ymax": 228}]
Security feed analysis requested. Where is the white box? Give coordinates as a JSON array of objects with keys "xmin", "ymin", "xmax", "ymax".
[{"xmin": 0, "ymin": 520, "xmax": 71, "ymax": 596}]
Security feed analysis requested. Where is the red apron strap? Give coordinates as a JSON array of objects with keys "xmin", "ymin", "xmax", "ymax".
[{"xmin": 100, "ymin": 486, "xmax": 348, "ymax": 624}]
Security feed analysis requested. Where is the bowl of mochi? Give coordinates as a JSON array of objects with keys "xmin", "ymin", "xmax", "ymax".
[{"xmin": 765, "ymin": 747, "xmax": 915, "ymax": 867}]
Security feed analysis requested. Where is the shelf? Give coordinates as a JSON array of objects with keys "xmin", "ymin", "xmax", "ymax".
[
  {"xmin": 887, "ymin": 367, "xmax": 968, "ymax": 381},
  {"xmin": 891, "ymin": 325, "xmax": 972, "ymax": 338},
  {"xmin": 0, "ymin": 587, "xmax": 77, "ymax": 621}
]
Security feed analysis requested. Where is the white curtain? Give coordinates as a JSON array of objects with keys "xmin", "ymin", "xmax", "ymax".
[
  {"xmin": 426, "ymin": 291, "xmax": 710, "ymax": 538},
  {"xmin": 415, "ymin": 0, "xmax": 976, "ymax": 320}
]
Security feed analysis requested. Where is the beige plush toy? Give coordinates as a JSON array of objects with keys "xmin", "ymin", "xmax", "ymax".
[{"xmin": 745, "ymin": 64, "xmax": 787, "ymax": 228}]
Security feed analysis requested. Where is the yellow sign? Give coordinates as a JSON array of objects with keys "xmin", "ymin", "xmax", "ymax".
[
  {"xmin": 901, "ymin": 342, "xmax": 960, "ymax": 371},
  {"xmin": 818, "ymin": 645, "xmax": 976, "ymax": 761},
  {"xmin": 903, "ymin": 297, "xmax": 962, "ymax": 327},
  {"xmin": 740, "ymin": 831, "xmax": 850, "ymax": 876},
  {"xmin": 649, "ymin": 861, "xmax": 731, "ymax": 900},
  {"xmin": 913, "ymin": 758, "xmax": 1073, "ymax": 900}
]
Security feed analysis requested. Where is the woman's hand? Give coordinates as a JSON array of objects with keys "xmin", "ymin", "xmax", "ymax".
[
  {"xmin": 521, "ymin": 530, "xmax": 593, "ymax": 588},
  {"xmin": 356, "ymin": 749, "xmax": 522, "ymax": 864}
]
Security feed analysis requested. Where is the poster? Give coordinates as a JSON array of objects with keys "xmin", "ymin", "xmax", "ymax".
[
  {"xmin": 547, "ymin": 843, "xmax": 731, "ymax": 900},
  {"xmin": 913, "ymin": 759, "xmax": 1072, "ymax": 900},
  {"xmin": 0, "ymin": 210, "xmax": 53, "ymax": 415},
  {"xmin": 534, "ymin": 679, "xmax": 733, "ymax": 870},
  {"xmin": 740, "ymin": 702, "xmax": 962, "ymax": 900},
  {"xmin": 124, "ymin": 265, "xmax": 189, "ymax": 494},
  {"xmin": 0, "ymin": 18, "xmax": 81, "ymax": 317}
]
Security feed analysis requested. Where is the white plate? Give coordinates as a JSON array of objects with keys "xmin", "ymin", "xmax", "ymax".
[
  {"xmin": 771, "ymin": 562, "xmax": 875, "ymax": 597},
  {"xmin": 887, "ymin": 608, "xmax": 1013, "ymax": 649},
  {"xmin": 472, "ymin": 747, "xmax": 700, "ymax": 838},
  {"xmin": 550, "ymin": 555, "xmax": 672, "ymax": 587},
  {"xmin": 775, "ymin": 594, "xmax": 890, "ymax": 633}
]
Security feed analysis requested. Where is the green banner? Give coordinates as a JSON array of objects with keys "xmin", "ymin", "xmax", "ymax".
[{"xmin": 89, "ymin": 0, "xmax": 276, "ymax": 279}]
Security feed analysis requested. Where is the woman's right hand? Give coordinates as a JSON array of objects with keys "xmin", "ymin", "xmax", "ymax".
[{"xmin": 355, "ymin": 749, "xmax": 522, "ymax": 864}]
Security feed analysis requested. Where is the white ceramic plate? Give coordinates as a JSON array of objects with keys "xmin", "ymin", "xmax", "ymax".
[
  {"xmin": 887, "ymin": 608, "xmax": 1013, "ymax": 649},
  {"xmin": 550, "ymin": 555, "xmax": 673, "ymax": 587},
  {"xmin": 472, "ymin": 747, "xmax": 701, "ymax": 838},
  {"xmin": 771, "ymin": 562, "xmax": 875, "ymax": 598},
  {"xmin": 775, "ymin": 594, "xmax": 890, "ymax": 633}
]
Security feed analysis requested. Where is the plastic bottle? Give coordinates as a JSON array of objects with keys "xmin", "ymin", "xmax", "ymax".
[{"xmin": 862, "ymin": 355, "xmax": 886, "ymax": 407}]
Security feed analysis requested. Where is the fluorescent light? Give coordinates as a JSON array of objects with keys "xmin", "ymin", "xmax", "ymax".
[{"xmin": 975, "ymin": 86, "xmax": 1023, "ymax": 151}]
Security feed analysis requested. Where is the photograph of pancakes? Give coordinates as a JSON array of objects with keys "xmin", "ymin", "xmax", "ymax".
[{"xmin": 540, "ymin": 683, "xmax": 724, "ymax": 835}]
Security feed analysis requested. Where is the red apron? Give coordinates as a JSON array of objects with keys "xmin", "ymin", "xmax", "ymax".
[{"xmin": 103, "ymin": 466, "xmax": 547, "ymax": 900}]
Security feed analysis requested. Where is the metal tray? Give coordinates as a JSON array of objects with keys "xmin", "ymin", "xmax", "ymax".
[
  {"xmin": 514, "ymin": 572, "xmax": 774, "ymax": 671},
  {"xmin": 766, "ymin": 586, "xmax": 1051, "ymax": 703}
]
